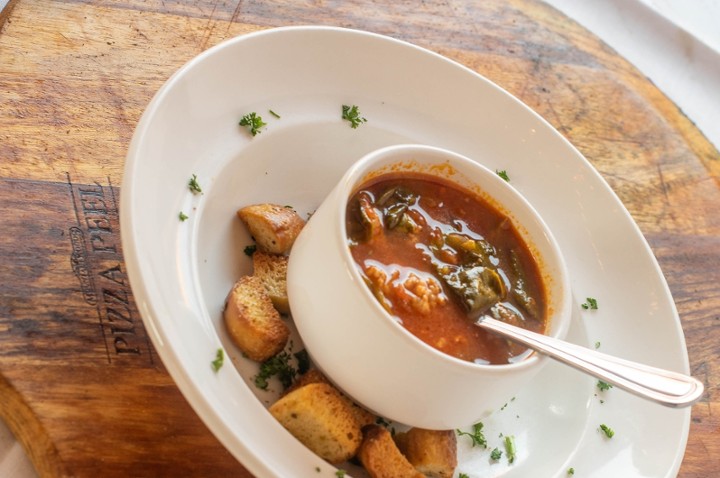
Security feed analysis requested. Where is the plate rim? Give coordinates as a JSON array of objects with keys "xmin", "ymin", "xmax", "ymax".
[{"xmin": 120, "ymin": 25, "xmax": 691, "ymax": 477}]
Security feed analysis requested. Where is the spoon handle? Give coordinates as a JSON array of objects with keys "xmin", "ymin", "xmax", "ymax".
[{"xmin": 478, "ymin": 317, "xmax": 704, "ymax": 408}]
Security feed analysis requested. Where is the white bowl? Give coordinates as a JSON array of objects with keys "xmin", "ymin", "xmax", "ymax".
[{"xmin": 288, "ymin": 144, "xmax": 572, "ymax": 429}]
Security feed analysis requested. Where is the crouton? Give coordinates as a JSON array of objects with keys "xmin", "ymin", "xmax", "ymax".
[
  {"xmin": 238, "ymin": 204, "xmax": 305, "ymax": 254},
  {"xmin": 283, "ymin": 369, "xmax": 377, "ymax": 428},
  {"xmin": 224, "ymin": 275, "xmax": 289, "ymax": 362},
  {"xmin": 349, "ymin": 399, "xmax": 378, "ymax": 429},
  {"xmin": 357, "ymin": 425, "xmax": 424, "ymax": 478},
  {"xmin": 252, "ymin": 251, "xmax": 290, "ymax": 314},
  {"xmin": 269, "ymin": 382, "xmax": 362, "ymax": 463},
  {"xmin": 282, "ymin": 368, "xmax": 330, "ymax": 396},
  {"xmin": 394, "ymin": 428, "xmax": 457, "ymax": 478}
]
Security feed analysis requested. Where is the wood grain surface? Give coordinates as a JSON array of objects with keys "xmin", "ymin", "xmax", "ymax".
[{"xmin": 1, "ymin": 1, "xmax": 718, "ymax": 477}]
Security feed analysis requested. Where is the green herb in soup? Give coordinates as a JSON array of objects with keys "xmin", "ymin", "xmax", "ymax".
[{"xmin": 346, "ymin": 172, "xmax": 547, "ymax": 365}]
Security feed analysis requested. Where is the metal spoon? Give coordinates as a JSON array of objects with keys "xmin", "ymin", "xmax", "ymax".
[{"xmin": 476, "ymin": 316, "xmax": 704, "ymax": 408}]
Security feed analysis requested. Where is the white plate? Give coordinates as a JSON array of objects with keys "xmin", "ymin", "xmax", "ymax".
[{"xmin": 121, "ymin": 26, "xmax": 691, "ymax": 477}]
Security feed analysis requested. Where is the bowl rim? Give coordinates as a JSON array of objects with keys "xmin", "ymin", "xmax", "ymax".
[{"xmin": 330, "ymin": 143, "xmax": 572, "ymax": 373}]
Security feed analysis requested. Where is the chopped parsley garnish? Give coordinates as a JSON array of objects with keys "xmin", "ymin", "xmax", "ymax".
[
  {"xmin": 188, "ymin": 174, "xmax": 202, "ymax": 194},
  {"xmin": 335, "ymin": 470, "xmax": 346, "ymax": 477},
  {"xmin": 211, "ymin": 348, "xmax": 224, "ymax": 372},
  {"xmin": 459, "ymin": 474, "xmax": 470, "ymax": 478},
  {"xmin": 269, "ymin": 109, "xmax": 281, "ymax": 119},
  {"xmin": 496, "ymin": 169, "xmax": 510, "ymax": 181},
  {"xmin": 376, "ymin": 417, "xmax": 392, "ymax": 427},
  {"xmin": 239, "ymin": 112, "xmax": 267, "ymax": 136},
  {"xmin": 342, "ymin": 104, "xmax": 367, "ymax": 129},
  {"xmin": 597, "ymin": 380, "xmax": 614, "ymax": 392},
  {"xmin": 500, "ymin": 397, "xmax": 515, "ymax": 410},
  {"xmin": 457, "ymin": 422, "xmax": 487, "ymax": 448},
  {"xmin": 243, "ymin": 244, "xmax": 257, "ymax": 257},
  {"xmin": 490, "ymin": 447, "xmax": 503, "ymax": 461},
  {"xmin": 594, "ymin": 341, "xmax": 601, "ymax": 349},
  {"xmin": 294, "ymin": 349, "xmax": 311, "ymax": 375},
  {"xmin": 581, "ymin": 297, "xmax": 598, "ymax": 310},
  {"xmin": 254, "ymin": 349, "xmax": 297, "ymax": 390},
  {"xmin": 178, "ymin": 211, "xmax": 189, "ymax": 221},
  {"xmin": 504, "ymin": 435, "xmax": 517, "ymax": 463},
  {"xmin": 568, "ymin": 468, "xmax": 575, "ymax": 475},
  {"xmin": 599, "ymin": 424, "xmax": 615, "ymax": 438}
]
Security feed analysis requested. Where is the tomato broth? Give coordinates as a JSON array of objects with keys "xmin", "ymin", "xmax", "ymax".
[{"xmin": 346, "ymin": 172, "xmax": 547, "ymax": 365}]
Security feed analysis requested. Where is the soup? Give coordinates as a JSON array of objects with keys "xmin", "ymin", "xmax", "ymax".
[{"xmin": 346, "ymin": 172, "xmax": 547, "ymax": 365}]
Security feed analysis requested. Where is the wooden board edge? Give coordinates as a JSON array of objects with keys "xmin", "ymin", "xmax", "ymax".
[
  {"xmin": 0, "ymin": 374, "xmax": 68, "ymax": 478},
  {"xmin": 0, "ymin": 0, "xmax": 18, "ymax": 28}
]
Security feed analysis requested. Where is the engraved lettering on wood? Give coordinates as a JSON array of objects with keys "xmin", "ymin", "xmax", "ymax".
[
  {"xmin": 67, "ymin": 174, "xmax": 153, "ymax": 363},
  {"xmin": 70, "ymin": 226, "xmax": 98, "ymax": 306}
]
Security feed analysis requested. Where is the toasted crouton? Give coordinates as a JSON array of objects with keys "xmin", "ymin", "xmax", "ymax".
[
  {"xmin": 238, "ymin": 204, "xmax": 305, "ymax": 254},
  {"xmin": 282, "ymin": 368, "xmax": 330, "ymax": 396},
  {"xmin": 224, "ymin": 275, "xmax": 289, "ymax": 362},
  {"xmin": 357, "ymin": 425, "xmax": 424, "ymax": 478},
  {"xmin": 394, "ymin": 428, "xmax": 457, "ymax": 478},
  {"xmin": 348, "ymin": 398, "xmax": 378, "ymax": 429},
  {"xmin": 269, "ymin": 382, "xmax": 362, "ymax": 463},
  {"xmin": 252, "ymin": 251, "xmax": 290, "ymax": 314},
  {"xmin": 283, "ymin": 369, "xmax": 377, "ymax": 428}
]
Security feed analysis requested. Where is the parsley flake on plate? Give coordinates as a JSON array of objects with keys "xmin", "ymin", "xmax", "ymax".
[
  {"xmin": 342, "ymin": 104, "xmax": 367, "ymax": 128},
  {"xmin": 504, "ymin": 435, "xmax": 517, "ymax": 463},
  {"xmin": 211, "ymin": 348, "xmax": 224, "ymax": 372},
  {"xmin": 188, "ymin": 174, "xmax": 202, "ymax": 194},
  {"xmin": 597, "ymin": 380, "xmax": 614, "ymax": 392},
  {"xmin": 243, "ymin": 244, "xmax": 257, "ymax": 257},
  {"xmin": 599, "ymin": 424, "xmax": 615, "ymax": 438},
  {"xmin": 255, "ymin": 350, "xmax": 310, "ymax": 390},
  {"xmin": 581, "ymin": 297, "xmax": 598, "ymax": 310},
  {"xmin": 294, "ymin": 349, "xmax": 311, "ymax": 375},
  {"xmin": 456, "ymin": 422, "xmax": 487, "ymax": 448},
  {"xmin": 239, "ymin": 112, "xmax": 267, "ymax": 136},
  {"xmin": 496, "ymin": 169, "xmax": 510, "ymax": 181}
]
